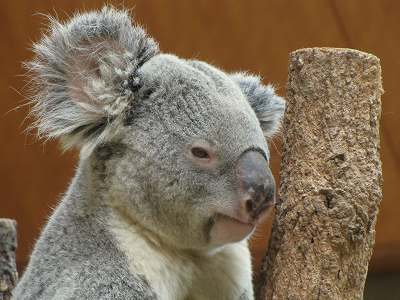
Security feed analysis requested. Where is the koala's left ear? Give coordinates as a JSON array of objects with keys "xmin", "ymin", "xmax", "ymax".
[{"xmin": 230, "ymin": 73, "xmax": 285, "ymax": 137}]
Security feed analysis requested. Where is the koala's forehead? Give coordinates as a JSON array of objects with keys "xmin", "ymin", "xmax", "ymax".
[
  {"xmin": 137, "ymin": 54, "xmax": 268, "ymax": 155},
  {"xmin": 139, "ymin": 54, "xmax": 242, "ymax": 101}
]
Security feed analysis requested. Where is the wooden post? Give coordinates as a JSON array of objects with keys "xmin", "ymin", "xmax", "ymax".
[
  {"xmin": 257, "ymin": 48, "xmax": 383, "ymax": 299},
  {"xmin": 0, "ymin": 219, "xmax": 18, "ymax": 300}
]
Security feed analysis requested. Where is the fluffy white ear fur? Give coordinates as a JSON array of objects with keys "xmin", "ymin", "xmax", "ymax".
[
  {"xmin": 230, "ymin": 72, "xmax": 285, "ymax": 137},
  {"xmin": 27, "ymin": 6, "xmax": 159, "ymax": 157}
]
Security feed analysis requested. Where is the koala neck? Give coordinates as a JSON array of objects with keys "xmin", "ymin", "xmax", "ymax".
[
  {"xmin": 108, "ymin": 202, "xmax": 171, "ymax": 251},
  {"xmin": 71, "ymin": 155, "xmax": 201, "ymax": 256},
  {"xmin": 107, "ymin": 200, "xmax": 218, "ymax": 258}
]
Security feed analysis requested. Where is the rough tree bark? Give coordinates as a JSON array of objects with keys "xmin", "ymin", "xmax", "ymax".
[
  {"xmin": 0, "ymin": 219, "xmax": 18, "ymax": 300},
  {"xmin": 257, "ymin": 48, "xmax": 383, "ymax": 300}
]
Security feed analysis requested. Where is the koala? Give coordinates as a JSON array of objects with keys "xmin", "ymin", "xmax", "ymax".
[{"xmin": 13, "ymin": 7, "xmax": 285, "ymax": 300}]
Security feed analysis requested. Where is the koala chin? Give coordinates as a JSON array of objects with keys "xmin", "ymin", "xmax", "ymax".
[{"xmin": 14, "ymin": 6, "xmax": 285, "ymax": 300}]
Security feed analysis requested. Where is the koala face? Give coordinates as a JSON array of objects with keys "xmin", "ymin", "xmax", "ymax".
[
  {"xmin": 102, "ymin": 54, "xmax": 284, "ymax": 249},
  {"xmin": 28, "ymin": 7, "xmax": 285, "ymax": 250}
]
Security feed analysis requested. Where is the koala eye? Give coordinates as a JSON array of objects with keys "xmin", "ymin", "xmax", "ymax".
[{"xmin": 191, "ymin": 147, "xmax": 210, "ymax": 159}]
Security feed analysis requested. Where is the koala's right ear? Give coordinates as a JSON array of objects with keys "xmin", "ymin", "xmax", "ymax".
[
  {"xmin": 230, "ymin": 72, "xmax": 285, "ymax": 137},
  {"xmin": 27, "ymin": 7, "xmax": 159, "ymax": 156}
]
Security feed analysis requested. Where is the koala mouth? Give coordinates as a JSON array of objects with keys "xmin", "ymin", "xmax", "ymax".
[
  {"xmin": 219, "ymin": 213, "xmax": 256, "ymax": 226},
  {"xmin": 208, "ymin": 205, "xmax": 274, "ymax": 246},
  {"xmin": 209, "ymin": 213, "xmax": 256, "ymax": 246}
]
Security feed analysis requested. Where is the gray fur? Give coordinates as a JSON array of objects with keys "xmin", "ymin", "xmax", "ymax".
[
  {"xmin": 14, "ymin": 163, "xmax": 156, "ymax": 299},
  {"xmin": 27, "ymin": 6, "xmax": 159, "ymax": 156},
  {"xmin": 15, "ymin": 6, "xmax": 285, "ymax": 300},
  {"xmin": 230, "ymin": 72, "xmax": 285, "ymax": 136}
]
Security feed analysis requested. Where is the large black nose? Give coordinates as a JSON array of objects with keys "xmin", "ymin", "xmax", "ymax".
[{"xmin": 236, "ymin": 151, "xmax": 275, "ymax": 218}]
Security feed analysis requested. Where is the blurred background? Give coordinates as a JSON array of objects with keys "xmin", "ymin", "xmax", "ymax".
[{"xmin": 1, "ymin": 1, "xmax": 399, "ymax": 298}]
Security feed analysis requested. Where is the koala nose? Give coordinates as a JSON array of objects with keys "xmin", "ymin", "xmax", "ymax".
[{"xmin": 236, "ymin": 151, "xmax": 275, "ymax": 219}]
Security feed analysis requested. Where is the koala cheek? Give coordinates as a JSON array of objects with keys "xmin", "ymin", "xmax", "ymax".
[{"xmin": 208, "ymin": 215, "xmax": 255, "ymax": 246}]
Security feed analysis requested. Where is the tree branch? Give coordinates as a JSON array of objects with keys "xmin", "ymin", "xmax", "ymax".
[
  {"xmin": 257, "ymin": 48, "xmax": 383, "ymax": 299},
  {"xmin": 0, "ymin": 219, "xmax": 18, "ymax": 300}
]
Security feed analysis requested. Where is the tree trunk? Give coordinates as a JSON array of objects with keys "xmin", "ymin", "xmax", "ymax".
[
  {"xmin": 257, "ymin": 48, "xmax": 383, "ymax": 299},
  {"xmin": 0, "ymin": 219, "xmax": 18, "ymax": 300}
]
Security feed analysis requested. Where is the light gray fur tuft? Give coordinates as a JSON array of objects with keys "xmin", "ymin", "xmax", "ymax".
[
  {"xmin": 27, "ymin": 6, "xmax": 159, "ymax": 156},
  {"xmin": 230, "ymin": 72, "xmax": 285, "ymax": 136}
]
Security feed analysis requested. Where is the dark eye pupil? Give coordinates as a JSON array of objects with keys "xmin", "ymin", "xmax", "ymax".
[{"xmin": 191, "ymin": 147, "xmax": 210, "ymax": 159}]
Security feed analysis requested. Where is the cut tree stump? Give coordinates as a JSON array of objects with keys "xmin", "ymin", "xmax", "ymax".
[
  {"xmin": 257, "ymin": 48, "xmax": 383, "ymax": 299},
  {"xmin": 0, "ymin": 219, "xmax": 18, "ymax": 300}
]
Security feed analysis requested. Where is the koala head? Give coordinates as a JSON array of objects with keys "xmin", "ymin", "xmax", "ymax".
[{"xmin": 29, "ymin": 7, "xmax": 285, "ymax": 250}]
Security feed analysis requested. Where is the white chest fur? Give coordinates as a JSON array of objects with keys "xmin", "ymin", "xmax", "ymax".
[{"xmin": 108, "ymin": 215, "xmax": 254, "ymax": 300}]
